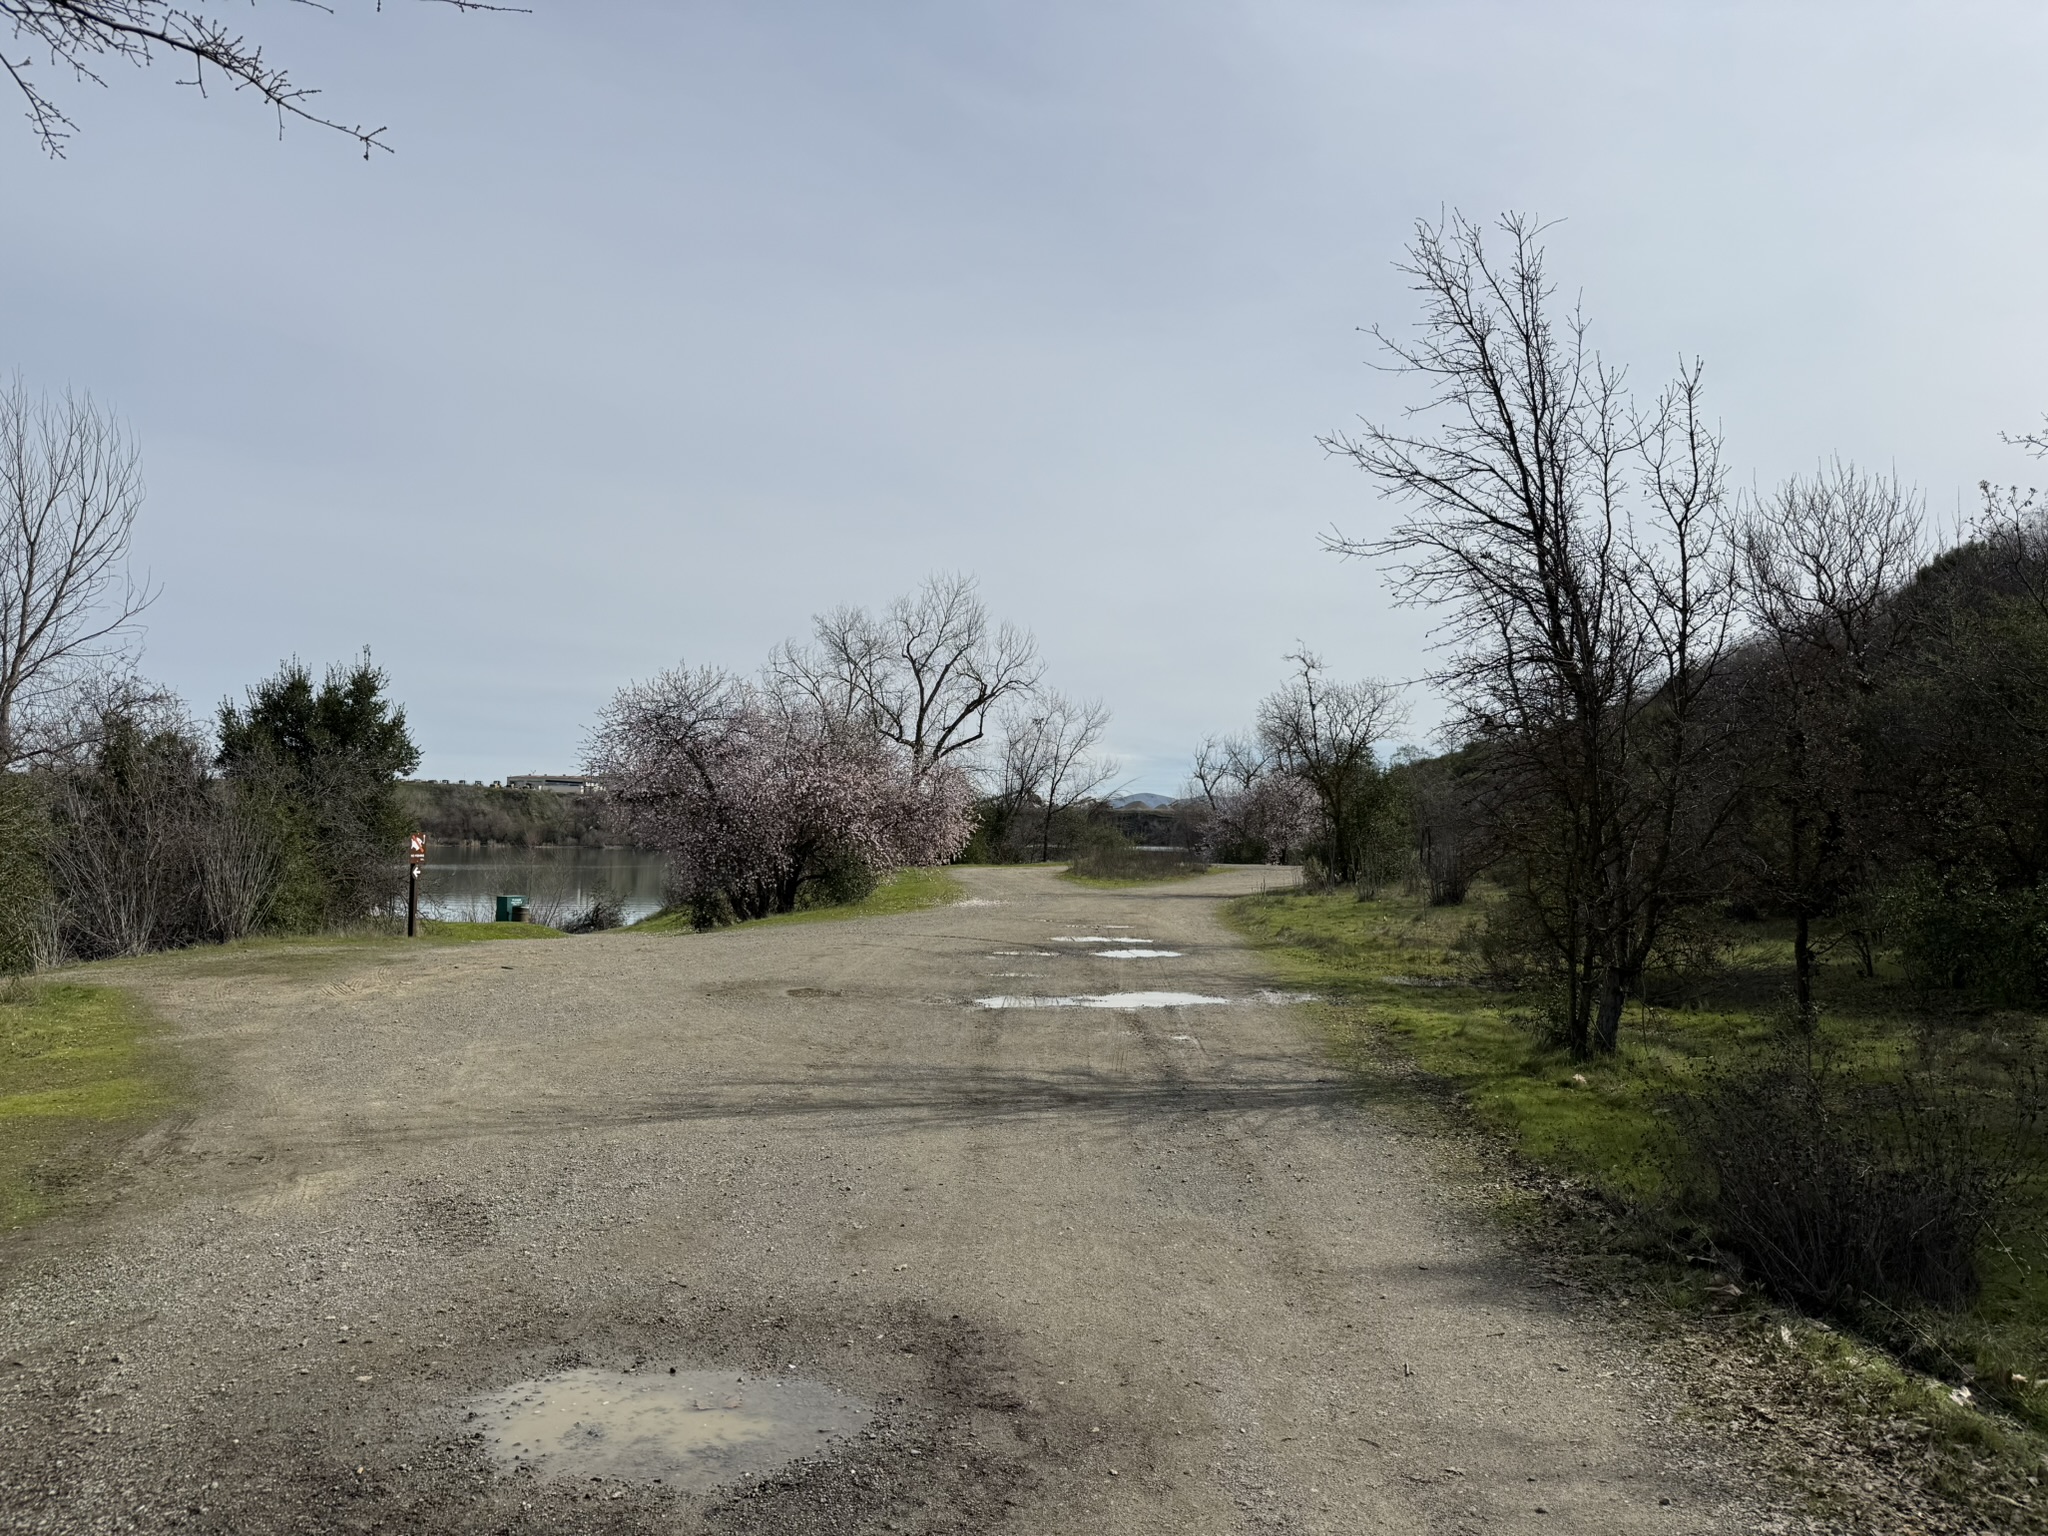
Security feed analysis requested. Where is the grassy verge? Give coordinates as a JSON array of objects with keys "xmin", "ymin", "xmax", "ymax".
[
  {"xmin": 1061, "ymin": 848, "xmax": 1211, "ymax": 887},
  {"xmin": 415, "ymin": 919, "xmax": 566, "ymax": 942},
  {"xmin": 631, "ymin": 866, "xmax": 965, "ymax": 935},
  {"xmin": 0, "ymin": 980, "xmax": 181, "ymax": 1230},
  {"xmin": 1225, "ymin": 885, "xmax": 2048, "ymax": 1526}
]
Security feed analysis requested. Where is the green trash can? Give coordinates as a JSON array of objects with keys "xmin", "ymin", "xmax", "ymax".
[{"xmin": 495, "ymin": 894, "xmax": 528, "ymax": 923}]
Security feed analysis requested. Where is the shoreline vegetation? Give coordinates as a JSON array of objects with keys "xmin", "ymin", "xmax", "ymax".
[
  {"xmin": 397, "ymin": 780, "xmax": 635, "ymax": 849},
  {"xmin": 1226, "ymin": 883, "xmax": 2048, "ymax": 1528}
]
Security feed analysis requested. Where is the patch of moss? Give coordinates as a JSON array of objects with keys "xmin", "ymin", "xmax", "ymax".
[{"xmin": 0, "ymin": 981, "xmax": 179, "ymax": 1228}]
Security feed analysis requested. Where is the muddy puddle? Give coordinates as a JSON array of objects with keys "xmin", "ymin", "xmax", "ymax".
[
  {"xmin": 1092, "ymin": 948, "xmax": 1182, "ymax": 958},
  {"xmin": 465, "ymin": 1368, "xmax": 873, "ymax": 1487}
]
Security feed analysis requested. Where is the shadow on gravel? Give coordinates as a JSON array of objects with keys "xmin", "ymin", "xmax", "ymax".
[{"xmin": 297, "ymin": 1067, "xmax": 1363, "ymax": 1149}]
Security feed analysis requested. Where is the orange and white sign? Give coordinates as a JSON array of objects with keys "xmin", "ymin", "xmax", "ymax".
[{"xmin": 408, "ymin": 832, "xmax": 427, "ymax": 865}]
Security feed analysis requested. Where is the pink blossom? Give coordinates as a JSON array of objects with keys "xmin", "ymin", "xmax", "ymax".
[{"xmin": 589, "ymin": 665, "xmax": 973, "ymax": 924}]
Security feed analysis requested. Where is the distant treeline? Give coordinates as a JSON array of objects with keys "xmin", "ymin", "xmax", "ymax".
[
  {"xmin": 398, "ymin": 781, "xmax": 633, "ymax": 848},
  {"xmin": 958, "ymin": 797, "xmax": 1201, "ymax": 864}
]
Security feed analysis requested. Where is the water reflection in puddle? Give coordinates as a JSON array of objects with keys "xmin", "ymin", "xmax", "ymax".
[
  {"xmin": 1092, "ymin": 948, "xmax": 1182, "ymax": 959},
  {"xmin": 466, "ymin": 1368, "xmax": 872, "ymax": 1487}
]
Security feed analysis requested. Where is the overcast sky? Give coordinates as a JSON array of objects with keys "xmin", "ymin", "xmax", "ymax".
[{"xmin": 6, "ymin": 1, "xmax": 2046, "ymax": 790}]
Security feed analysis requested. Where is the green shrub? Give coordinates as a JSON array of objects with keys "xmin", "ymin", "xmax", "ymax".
[
  {"xmin": 1884, "ymin": 866, "xmax": 2048, "ymax": 1005},
  {"xmin": 0, "ymin": 774, "xmax": 50, "ymax": 975},
  {"xmin": 217, "ymin": 654, "xmax": 419, "ymax": 931},
  {"xmin": 799, "ymin": 849, "xmax": 880, "ymax": 909}
]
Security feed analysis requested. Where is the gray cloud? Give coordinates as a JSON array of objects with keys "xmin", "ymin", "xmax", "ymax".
[{"xmin": 6, "ymin": 0, "xmax": 2043, "ymax": 791}]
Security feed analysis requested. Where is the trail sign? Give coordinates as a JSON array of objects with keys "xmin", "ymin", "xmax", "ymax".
[{"xmin": 406, "ymin": 832, "xmax": 426, "ymax": 938}]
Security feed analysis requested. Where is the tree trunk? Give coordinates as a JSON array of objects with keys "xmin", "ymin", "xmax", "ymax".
[
  {"xmin": 1793, "ymin": 906, "xmax": 1815, "ymax": 1028},
  {"xmin": 1593, "ymin": 964, "xmax": 1626, "ymax": 1055},
  {"xmin": 1566, "ymin": 962, "xmax": 1593, "ymax": 1060}
]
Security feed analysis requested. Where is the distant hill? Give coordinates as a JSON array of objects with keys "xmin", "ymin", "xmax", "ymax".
[{"xmin": 1109, "ymin": 792, "xmax": 1175, "ymax": 809}]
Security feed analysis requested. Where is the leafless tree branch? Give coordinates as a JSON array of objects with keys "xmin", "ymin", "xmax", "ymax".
[
  {"xmin": 0, "ymin": 0, "xmax": 519, "ymax": 157},
  {"xmin": 0, "ymin": 375, "xmax": 153, "ymax": 769}
]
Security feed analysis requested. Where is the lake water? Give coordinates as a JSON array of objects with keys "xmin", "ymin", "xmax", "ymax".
[{"xmin": 416, "ymin": 845, "xmax": 671, "ymax": 926}]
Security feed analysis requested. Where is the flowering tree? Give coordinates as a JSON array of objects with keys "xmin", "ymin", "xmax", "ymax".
[
  {"xmin": 1185, "ymin": 734, "xmax": 1317, "ymax": 865},
  {"xmin": 588, "ymin": 664, "xmax": 974, "ymax": 927}
]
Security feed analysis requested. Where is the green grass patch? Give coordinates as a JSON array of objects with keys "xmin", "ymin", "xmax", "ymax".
[
  {"xmin": 1225, "ymin": 888, "xmax": 1699, "ymax": 1203},
  {"xmin": 1061, "ymin": 846, "xmax": 1212, "ymax": 886},
  {"xmin": 415, "ymin": 919, "xmax": 566, "ymax": 942},
  {"xmin": 632, "ymin": 866, "xmax": 965, "ymax": 934},
  {"xmin": 0, "ymin": 980, "xmax": 180, "ymax": 1229}
]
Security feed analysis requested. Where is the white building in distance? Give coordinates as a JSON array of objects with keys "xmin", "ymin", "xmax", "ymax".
[{"xmin": 507, "ymin": 774, "xmax": 604, "ymax": 796}]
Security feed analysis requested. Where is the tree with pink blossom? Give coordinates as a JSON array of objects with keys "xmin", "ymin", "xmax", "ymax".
[{"xmin": 588, "ymin": 664, "xmax": 974, "ymax": 928}]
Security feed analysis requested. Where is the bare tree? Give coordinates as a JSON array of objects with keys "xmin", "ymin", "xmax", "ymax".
[
  {"xmin": 1737, "ymin": 464, "xmax": 1923, "ymax": 1016},
  {"xmin": 1322, "ymin": 212, "xmax": 1740, "ymax": 1056},
  {"xmin": 1255, "ymin": 648, "xmax": 1405, "ymax": 887},
  {"xmin": 1977, "ymin": 424, "xmax": 2048, "ymax": 622},
  {"xmin": 780, "ymin": 573, "xmax": 1042, "ymax": 779},
  {"xmin": 2, "ymin": 1, "xmax": 511, "ymax": 157},
  {"xmin": 40, "ymin": 695, "xmax": 207, "ymax": 957},
  {"xmin": 999, "ymin": 691, "xmax": 1115, "ymax": 862},
  {"xmin": 1187, "ymin": 732, "xmax": 1267, "ymax": 813},
  {"xmin": 198, "ymin": 779, "xmax": 283, "ymax": 943},
  {"xmin": 0, "ymin": 378, "xmax": 149, "ymax": 770}
]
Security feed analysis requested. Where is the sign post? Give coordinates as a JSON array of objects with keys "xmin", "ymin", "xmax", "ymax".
[{"xmin": 407, "ymin": 832, "xmax": 427, "ymax": 938}]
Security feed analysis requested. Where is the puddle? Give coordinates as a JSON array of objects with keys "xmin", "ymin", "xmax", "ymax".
[
  {"xmin": 1047, "ymin": 935, "xmax": 1152, "ymax": 943},
  {"xmin": 973, "ymin": 991, "xmax": 1231, "ymax": 1010},
  {"xmin": 464, "ymin": 1368, "xmax": 873, "ymax": 1487},
  {"xmin": 990, "ymin": 950, "xmax": 1055, "ymax": 957},
  {"xmin": 1092, "ymin": 948, "xmax": 1182, "ymax": 959}
]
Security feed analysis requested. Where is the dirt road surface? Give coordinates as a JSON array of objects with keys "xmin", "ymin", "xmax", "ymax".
[{"xmin": 0, "ymin": 867, "xmax": 1765, "ymax": 1534}]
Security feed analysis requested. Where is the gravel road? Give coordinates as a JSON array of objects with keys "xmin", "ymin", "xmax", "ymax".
[{"xmin": 0, "ymin": 866, "xmax": 1760, "ymax": 1534}]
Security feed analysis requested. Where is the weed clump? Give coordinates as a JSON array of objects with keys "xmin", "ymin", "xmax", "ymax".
[{"xmin": 1677, "ymin": 1043, "xmax": 2044, "ymax": 1315}]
